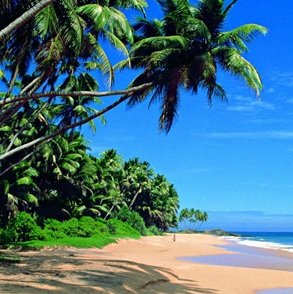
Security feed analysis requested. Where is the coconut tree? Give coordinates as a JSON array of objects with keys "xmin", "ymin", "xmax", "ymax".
[
  {"xmin": 0, "ymin": 0, "xmax": 267, "ymax": 164},
  {"xmin": 0, "ymin": 0, "xmax": 146, "ymax": 161},
  {"xmin": 122, "ymin": 158, "xmax": 154, "ymax": 211},
  {"xmin": 125, "ymin": 0, "xmax": 267, "ymax": 131}
]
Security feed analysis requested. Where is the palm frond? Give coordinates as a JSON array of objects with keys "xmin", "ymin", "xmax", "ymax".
[
  {"xmin": 34, "ymin": 3, "xmax": 58, "ymax": 38},
  {"xmin": 215, "ymin": 47, "xmax": 263, "ymax": 95},
  {"xmin": 95, "ymin": 44, "xmax": 114, "ymax": 87},
  {"xmin": 218, "ymin": 24, "xmax": 267, "ymax": 51},
  {"xmin": 113, "ymin": 58, "xmax": 131, "ymax": 71},
  {"xmin": 131, "ymin": 35, "xmax": 189, "ymax": 54},
  {"xmin": 104, "ymin": 31, "xmax": 129, "ymax": 57}
]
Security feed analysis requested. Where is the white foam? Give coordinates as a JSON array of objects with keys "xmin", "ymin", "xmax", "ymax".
[{"xmin": 231, "ymin": 238, "xmax": 293, "ymax": 253}]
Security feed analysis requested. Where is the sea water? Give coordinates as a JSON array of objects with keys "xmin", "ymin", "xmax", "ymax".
[
  {"xmin": 230, "ymin": 232, "xmax": 293, "ymax": 253},
  {"xmin": 179, "ymin": 232, "xmax": 293, "ymax": 272}
]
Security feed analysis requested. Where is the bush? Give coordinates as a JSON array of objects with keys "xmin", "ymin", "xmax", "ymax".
[
  {"xmin": 61, "ymin": 218, "xmax": 80, "ymax": 236},
  {"xmin": 43, "ymin": 229, "xmax": 67, "ymax": 240},
  {"xmin": 106, "ymin": 218, "xmax": 140, "ymax": 238},
  {"xmin": 94, "ymin": 219, "xmax": 109, "ymax": 235},
  {"xmin": 43, "ymin": 217, "xmax": 110, "ymax": 239},
  {"xmin": 116, "ymin": 207, "xmax": 147, "ymax": 235},
  {"xmin": 4, "ymin": 212, "xmax": 44, "ymax": 242},
  {"xmin": 43, "ymin": 218, "xmax": 66, "ymax": 240},
  {"xmin": 146, "ymin": 225, "xmax": 162, "ymax": 236}
]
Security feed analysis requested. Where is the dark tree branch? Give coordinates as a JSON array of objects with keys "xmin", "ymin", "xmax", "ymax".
[
  {"xmin": 0, "ymin": 0, "xmax": 55, "ymax": 41},
  {"xmin": 0, "ymin": 82, "xmax": 152, "ymax": 161},
  {"xmin": 0, "ymin": 82, "xmax": 153, "ymax": 106}
]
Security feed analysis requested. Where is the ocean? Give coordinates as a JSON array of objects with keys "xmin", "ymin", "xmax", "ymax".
[
  {"xmin": 231, "ymin": 232, "xmax": 293, "ymax": 252},
  {"xmin": 179, "ymin": 232, "xmax": 293, "ymax": 273}
]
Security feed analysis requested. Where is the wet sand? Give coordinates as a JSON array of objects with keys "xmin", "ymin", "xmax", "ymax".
[{"xmin": 0, "ymin": 234, "xmax": 292, "ymax": 293}]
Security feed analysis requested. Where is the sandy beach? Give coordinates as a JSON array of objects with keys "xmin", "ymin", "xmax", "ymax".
[{"xmin": 0, "ymin": 234, "xmax": 293, "ymax": 293}]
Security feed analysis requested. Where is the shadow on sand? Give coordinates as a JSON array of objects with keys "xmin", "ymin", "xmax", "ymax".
[{"xmin": 0, "ymin": 249, "xmax": 218, "ymax": 293}]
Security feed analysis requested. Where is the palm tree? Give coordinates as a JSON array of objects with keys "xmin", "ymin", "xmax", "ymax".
[
  {"xmin": 0, "ymin": 0, "xmax": 146, "ymax": 161},
  {"xmin": 125, "ymin": 0, "xmax": 267, "ymax": 131},
  {"xmin": 122, "ymin": 158, "xmax": 154, "ymax": 210},
  {"xmin": 0, "ymin": 0, "xmax": 267, "ymax": 163}
]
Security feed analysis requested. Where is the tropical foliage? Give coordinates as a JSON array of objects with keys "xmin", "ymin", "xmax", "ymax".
[
  {"xmin": 0, "ymin": 0, "xmax": 266, "ymax": 161},
  {"xmin": 0, "ymin": 120, "xmax": 179, "ymax": 232},
  {"xmin": 126, "ymin": 0, "xmax": 267, "ymax": 131},
  {"xmin": 0, "ymin": 0, "xmax": 266, "ymax": 246},
  {"xmin": 179, "ymin": 208, "xmax": 208, "ymax": 231}
]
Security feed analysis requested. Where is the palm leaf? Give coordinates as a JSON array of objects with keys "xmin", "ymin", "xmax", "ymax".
[
  {"xmin": 34, "ymin": 3, "xmax": 58, "ymax": 38},
  {"xmin": 214, "ymin": 47, "xmax": 262, "ymax": 95},
  {"xmin": 218, "ymin": 24, "xmax": 267, "ymax": 52}
]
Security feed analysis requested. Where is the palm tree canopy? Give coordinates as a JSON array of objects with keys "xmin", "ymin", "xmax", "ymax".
[{"xmin": 126, "ymin": 0, "xmax": 267, "ymax": 132}]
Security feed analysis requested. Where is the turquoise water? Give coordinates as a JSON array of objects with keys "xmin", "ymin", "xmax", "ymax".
[
  {"xmin": 233, "ymin": 232, "xmax": 293, "ymax": 252},
  {"xmin": 179, "ymin": 232, "xmax": 293, "ymax": 272}
]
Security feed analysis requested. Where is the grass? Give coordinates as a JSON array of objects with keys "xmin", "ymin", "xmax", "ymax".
[
  {"xmin": 16, "ymin": 234, "xmax": 140, "ymax": 250},
  {"xmin": 1, "ymin": 214, "xmax": 143, "ymax": 250},
  {"xmin": 17, "ymin": 235, "xmax": 116, "ymax": 249}
]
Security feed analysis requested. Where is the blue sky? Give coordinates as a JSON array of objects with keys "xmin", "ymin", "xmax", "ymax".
[{"xmin": 83, "ymin": 0, "xmax": 293, "ymax": 232}]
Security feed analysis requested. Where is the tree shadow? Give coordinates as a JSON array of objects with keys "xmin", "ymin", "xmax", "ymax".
[{"xmin": 0, "ymin": 249, "xmax": 219, "ymax": 293}]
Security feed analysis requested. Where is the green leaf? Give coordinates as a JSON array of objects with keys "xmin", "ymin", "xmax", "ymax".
[
  {"xmin": 16, "ymin": 177, "xmax": 33, "ymax": 186},
  {"xmin": 14, "ymin": 137, "xmax": 22, "ymax": 147},
  {"xmin": 7, "ymin": 193, "xmax": 18, "ymax": 205},
  {"xmin": 23, "ymin": 193, "xmax": 39, "ymax": 206},
  {"xmin": 0, "ymin": 69, "xmax": 5, "ymax": 79},
  {"xmin": 53, "ymin": 166, "xmax": 62, "ymax": 176},
  {"xmin": 24, "ymin": 167, "xmax": 39, "ymax": 177},
  {"xmin": 61, "ymin": 162, "xmax": 77, "ymax": 173},
  {"xmin": 1, "ymin": 179, "xmax": 10, "ymax": 194},
  {"xmin": 0, "ymin": 126, "xmax": 11, "ymax": 132},
  {"xmin": 66, "ymin": 153, "xmax": 83, "ymax": 160}
]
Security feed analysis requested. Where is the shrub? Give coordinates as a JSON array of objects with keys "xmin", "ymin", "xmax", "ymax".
[
  {"xmin": 146, "ymin": 225, "xmax": 162, "ymax": 236},
  {"xmin": 106, "ymin": 218, "xmax": 140, "ymax": 238},
  {"xmin": 116, "ymin": 207, "xmax": 147, "ymax": 235},
  {"xmin": 94, "ymin": 219, "xmax": 109, "ymax": 235},
  {"xmin": 43, "ymin": 217, "xmax": 110, "ymax": 239},
  {"xmin": 43, "ymin": 218, "xmax": 66, "ymax": 240},
  {"xmin": 61, "ymin": 218, "xmax": 80, "ymax": 236},
  {"xmin": 4, "ymin": 212, "xmax": 44, "ymax": 242}
]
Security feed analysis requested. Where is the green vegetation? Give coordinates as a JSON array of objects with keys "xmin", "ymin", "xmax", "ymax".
[
  {"xmin": 0, "ymin": 0, "xmax": 265, "ymax": 248},
  {"xmin": 0, "ymin": 212, "xmax": 141, "ymax": 249},
  {"xmin": 0, "ymin": 0, "xmax": 266, "ymax": 160},
  {"xmin": 179, "ymin": 208, "xmax": 208, "ymax": 231},
  {"xmin": 0, "ymin": 147, "xmax": 179, "ymax": 235}
]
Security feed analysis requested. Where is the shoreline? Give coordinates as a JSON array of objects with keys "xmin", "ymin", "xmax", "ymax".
[
  {"xmin": 0, "ymin": 234, "xmax": 292, "ymax": 293},
  {"xmin": 220, "ymin": 234, "xmax": 293, "ymax": 254}
]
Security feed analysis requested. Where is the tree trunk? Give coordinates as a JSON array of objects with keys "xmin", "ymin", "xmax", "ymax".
[
  {"xmin": 128, "ymin": 187, "xmax": 142, "ymax": 210},
  {"xmin": 104, "ymin": 205, "xmax": 115, "ymax": 220},
  {"xmin": 0, "ymin": 83, "xmax": 152, "ymax": 161},
  {"xmin": 0, "ymin": 82, "xmax": 153, "ymax": 106},
  {"xmin": 0, "ymin": 0, "xmax": 55, "ymax": 41}
]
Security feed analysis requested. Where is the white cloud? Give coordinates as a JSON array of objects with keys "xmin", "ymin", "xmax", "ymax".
[
  {"xmin": 228, "ymin": 95, "xmax": 275, "ymax": 112},
  {"xmin": 249, "ymin": 118, "xmax": 287, "ymax": 124},
  {"xmin": 269, "ymin": 71, "xmax": 293, "ymax": 87}
]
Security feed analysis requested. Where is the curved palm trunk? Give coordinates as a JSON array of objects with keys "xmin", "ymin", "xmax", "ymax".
[
  {"xmin": 104, "ymin": 204, "xmax": 115, "ymax": 220},
  {"xmin": 0, "ymin": 82, "xmax": 153, "ymax": 106},
  {"xmin": 0, "ymin": 0, "xmax": 55, "ymax": 41},
  {"xmin": 0, "ymin": 83, "xmax": 152, "ymax": 162},
  {"xmin": 128, "ymin": 187, "xmax": 142, "ymax": 210}
]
